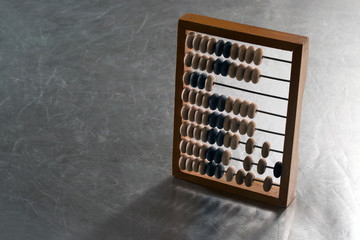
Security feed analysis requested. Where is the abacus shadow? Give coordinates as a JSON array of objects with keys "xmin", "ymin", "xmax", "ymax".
[{"xmin": 81, "ymin": 176, "xmax": 291, "ymax": 240}]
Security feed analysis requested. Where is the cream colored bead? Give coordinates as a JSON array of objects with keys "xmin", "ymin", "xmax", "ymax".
[
  {"xmin": 192, "ymin": 158, "xmax": 201, "ymax": 172},
  {"xmin": 245, "ymin": 46, "xmax": 255, "ymax": 64},
  {"xmin": 184, "ymin": 51, "xmax": 194, "ymax": 67},
  {"xmin": 233, "ymin": 98, "xmax": 242, "ymax": 115},
  {"xmin": 193, "ymin": 34, "xmax": 203, "ymax": 51},
  {"xmin": 180, "ymin": 122, "xmax": 189, "ymax": 137},
  {"xmin": 247, "ymin": 120, "xmax": 256, "ymax": 137},
  {"xmin": 205, "ymin": 75, "xmax": 216, "ymax": 91},
  {"xmin": 230, "ymin": 134, "xmax": 240, "ymax": 150},
  {"xmin": 186, "ymin": 140, "xmax": 194, "ymax": 155},
  {"xmin": 199, "ymin": 160, "xmax": 209, "ymax": 175},
  {"xmin": 193, "ymin": 125, "xmax": 203, "ymax": 140},
  {"xmin": 180, "ymin": 104, "xmax": 190, "ymax": 120},
  {"xmin": 251, "ymin": 68, "xmax": 261, "ymax": 84},
  {"xmin": 188, "ymin": 89, "xmax": 198, "ymax": 104},
  {"xmin": 199, "ymin": 36, "xmax": 210, "ymax": 53},
  {"xmin": 245, "ymin": 137, "xmax": 256, "ymax": 154},
  {"xmin": 235, "ymin": 63, "xmax": 246, "ymax": 81},
  {"xmin": 243, "ymin": 155, "xmax": 253, "ymax": 171},
  {"xmin": 191, "ymin": 53, "xmax": 201, "ymax": 69},
  {"xmin": 225, "ymin": 96, "xmax": 234, "ymax": 113},
  {"xmin": 185, "ymin": 32, "xmax": 195, "ymax": 49},
  {"xmin": 181, "ymin": 87, "xmax": 191, "ymax": 103},
  {"xmin": 198, "ymin": 55, "xmax": 208, "ymax": 71},
  {"xmin": 230, "ymin": 117, "xmax": 240, "ymax": 133},
  {"xmin": 225, "ymin": 166, "xmax": 236, "ymax": 182},
  {"xmin": 200, "ymin": 126, "xmax": 210, "ymax": 142},
  {"xmin": 202, "ymin": 92, "xmax": 212, "ymax": 108},
  {"xmin": 263, "ymin": 176, "xmax": 273, "ymax": 192},
  {"xmin": 238, "ymin": 44, "xmax": 247, "ymax": 62},
  {"xmin": 179, "ymin": 139, "xmax": 188, "ymax": 153},
  {"xmin": 253, "ymin": 48, "xmax": 264, "ymax": 65},
  {"xmin": 201, "ymin": 110, "xmax": 212, "ymax": 125},
  {"xmin": 179, "ymin": 155, "xmax": 187, "ymax": 170},
  {"xmin": 194, "ymin": 108, "xmax": 204, "ymax": 124},
  {"xmin": 199, "ymin": 144, "xmax": 209, "ymax": 160},
  {"xmin": 195, "ymin": 91, "xmax": 204, "ymax": 106},
  {"xmin": 257, "ymin": 158, "xmax": 267, "ymax": 174},
  {"xmin": 182, "ymin": 70, "xmax": 193, "ymax": 85},
  {"xmin": 244, "ymin": 66, "xmax": 253, "ymax": 83},
  {"xmin": 240, "ymin": 100, "xmax": 250, "ymax": 117},
  {"xmin": 261, "ymin": 141, "xmax": 271, "ymax": 158},
  {"xmin": 223, "ymin": 131, "xmax": 233, "ymax": 148},
  {"xmin": 207, "ymin": 38, "xmax": 217, "ymax": 54},
  {"xmin": 187, "ymin": 123, "xmax": 196, "ymax": 138},
  {"xmin": 222, "ymin": 150, "xmax": 232, "ymax": 165},
  {"xmin": 185, "ymin": 156, "xmax": 194, "ymax": 171},
  {"xmin": 223, "ymin": 115, "xmax": 232, "ymax": 131},
  {"xmin": 248, "ymin": 102, "xmax": 258, "ymax": 119},
  {"xmin": 206, "ymin": 56, "xmax": 216, "ymax": 73},
  {"xmin": 245, "ymin": 171, "xmax": 255, "ymax": 187},
  {"xmin": 230, "ymin": 43, "xmax": 239, "ymax": 60},
  {"xmin": 228, "ymin": 62, "xmax": 238, "ymax": 78},
  {"xmin": 235, "ymin": 169, "xmax": 246, "ymax": 185},
  {"xmin": 187, "ymin": 106, "xmax": 197, "ymax": 122},
  {"xmin": 193, "ymin": 142, "xmax": 202, "ymax": 157},
  {"xmin": 239, "ymin": 119, "xmax": 249, "ymax": 135}
]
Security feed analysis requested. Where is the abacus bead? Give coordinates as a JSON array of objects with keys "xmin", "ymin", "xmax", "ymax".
[
  {"xmin": 244, "ymin": 66, "xmax": 253, "ymax": 83},
  {"xmin": 194, "ymin": 126, "xmax": 202, "ymax": 140},
  {"xmin": 197, "ymin": 73, "xmax": 207, "ymax": 89},
  {"xmin": 247, "ymin": 120, "xmax": 256, "ymax": 137},
  {"xmin": 207, "ymin": 128, "xmax": 218, "ymax": 144},
  {"xmin": 248, "ymin": 102, "xmax": 258, "ymax": 119},
  {"xmin": 195, "ymin": 91, "xmax": 204, "ymax": 106},
  {"xmin": 240, "ymin": 100, "xmax": 250, "ymax": 117},
  {"xmin": 235, "ymin": 169, "xmax": 246, "ymax": 185},
  {"xmin": 226, "ymin": 166, "xmax": 236, "ymax": 182},
  {"xmin": 181, "ymin": 87, "xmax": 191, "ymax": 102},
  {"xmin": 233, "ymin": 98, "xmax": 242, "ymax": 115},
  {"xmin": 202, "ymin": 110, "xmax": 212, "ymax": 125},
  {"xmin": 199, "ymin": 144, "xmax": 209, "ymax": 160},
  {"xmin": 188, "ymin": 89, "xmax": 197, "ymax": 104},
  {"xmin": 180, "ymin": 122, "xmax": 189, "ymax": 136},
  {"xmin": 187, "ymin": 123, "xmax": 196, "ymax": 138},
  {"xmin": 207, "ymin": 38, "xmax": 217, "ymax": 54},
  {"xmin": 223, "ymin": 41, "xmax": 232, "ymax": 58},
  {"xmin": 239, "ymin": 119, "xmax": 249, "ymax": 135},
  {"xmin": 193, "ymin": 34, "xmax": 203, "ymax": 51},
  {"xmin": 213, "ymin": 59, "xmax": 223, "ymax": 75},
  {"xmin": 192, "ymin": 158, "xmax": 201, "ymax": 172},
  {"xmin": 228, "ymin": 62, "xmax": 238, "ymax": 78},
  {"xmin": 179, "ymin": 156, "xmax": 187, "ymax": 170},
  {"xmin": 198, "ymin": 55, "xmax": 208, "ymax": 71},
  {"xmin": 206, "ymin": 161, "xmax": 217, "ymax": 177},
  {"xmin": 179, "ymin": 139, "xmax": 188, "ymax": 153},
  {"xmin": 199, "ymin": 36, "xmax": 210, "ymax": 53},
  {"xmin": 205, "ymin": 75, "xmax": 216, "ymax": 91},
  {"xmin": 200, "ymin": 126, "xmax": 210, "ymax": 142},
  {"xmin": 206, "ymin": 56, "xmax": 216, "ymax": 73},
  {"xmin": 245, "ymin": 46, "xmax": 255, "ymax": 64},
  {"xmin": 193, "ymin": 142, "xmax": 202, "ymax": 157},
  {"xmin": 199, "ymin": 160, "xmax": 209, "ymax": 175},
  {"xmin": 222, "ymin": 150, "xmax": 232, "ymax": 165},
  {"xmin": 209, "ymin": 112, "xmax": 219, "ymax": 128},
  {"xmin": 184, "ymin": 51, "xmax": 194, "ymax": 67},
  {"xmin": 243, "ymin": 155, "xmax": 253, "ymax": 171},
  {"xmin": 262, "ymin": 141, "xmax": 271, "ymax": 158},
  {"xmin": 206, "ymin": 146, "xmax": 216, "ymax": 161},
  {"xmin": 230, "ymin": 43, "xmax": 239, "ymax": 60},
  {"xmin": 216, "ymin": 130, "xmax": 226, "ymax": 146},
  {"xmin": 186, "ymin": 140, "xmax": 194, "ymax": 155},
  {"xmin": 254, "ymin": 48, "xmax": 264, "ymax": 65},
  {"xmin": 230, "ymin": 117, "xmax": 240, "ymax": 133},
  {"xmin": 186, "ymin": 157, "xmax": 194, "ymax": 171},
  {"xmin": 230, "ymin": 134, "xmax": 240, "ymax": 150},
  {"xmin": 194, "ymin": 108, "xmax": 204, "ymax": 124},
  {"xmin": 223, "ymin": 115, "xmax": 232, "ymax": 131},
  {"xmin": 191, "ymin": 53, "xmax": 201, "ymax": 69},
  {"xmin": 251, "ymin": 68, "xmax": 261, "ymax": 84},
  {"xmin": 183, "ymin": 70, "xmax": 193, "ymax": 85},
  {"xmin": 274, "ymin": 162, "xmax": 282, "ymax": 178},
  {"xmin": 215, "ymin": 164, "xmax": 225, "ymax": 179},
  {"xmin": 185, "ymin": 32, "xmax": 195, "ymax": 49},
  {"xmin": 225, "ymin": 96, "xmax": 234, "ymax": 113},
  {"xmin": 217, "ymin": 95, "xmax": 227, "ymax": 112},
  {"xmin": 209, "ymin": 93, "xmax": 220, "ymax": 110},
  {"xmin": 220, "ymin": 60, "xmax": 231, "ymax": 76},
  {"xmin": 215, "ymin": 40, "xmax": 225, "ymax": 56},
  {"xmin": 223, "ymin": 132, "xmax": 233, "ymax": 148},
  {"xmin": 216, "ymin": 114, "xmax": 225, "ymax": 129},
  {"xmin": 235, "ymin": 63, "xmax": 246, "ymax": 81},
  {"xmin": 245, "ymin": 172, "xmax": 255, "ymax": 187},
  {"xmin": 190, "ymin": 72, "xmax": 200, "ymax": 88},
  {"xmin": 246, "ymin": 137, "xmax": 256, "ymax": 154},
  {"xmin": 263, "ymin": 176, "xmax": 273, "ymax": 192},
  {"xmin": 257, "ymin": 158, "xmax": 267, "ymax": 174},
  {"xmin": 181, "ymin": 104, "xmax": 190, "ymax": 120},
  {"xmin": 202, "ymin": 92, "xmax": 212, "ymax": 108},
  {"xmin": 238, "ymin": 44, "xmax": 247, "ymax": 62},
  {"xmin": 214, "ymin": 148, "xmax": 224, "ymax": 163},
  {"xmin": 187, "ymin": 106, "xmax": 197, "ymax": 121}
]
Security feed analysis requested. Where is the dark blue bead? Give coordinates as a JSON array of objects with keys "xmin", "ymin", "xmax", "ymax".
[
  {"xmin": 215, "ymin": 163, "xmax": 225, "ymax": 179},
  {"xmin": 213, "ymin": 59, "xmax": 223, "ymax": 75},
  {"xmin": 190, "ymin": 72, "xmax": 199, "ymax": 88},
  {"xmin": 206, "ymin": 161, "xmax": 217, "ymax": 177},
  {"xmin": 209, "ymin": 93, "xmax": 220, "ymax": 110},
  {"xmin": 216, "ymin": 114, "xmax": 225, "ymax": 129},
  {"xmin": 209, "ymin": 112, "xmax": 219, "ymax": 128},
  {"xmin": 216, "ymin": 130, "xmax": 226, "ymax": 146},
  {"xmin": 220, "ymin": 60, "xmax": 231, "ymax": 76},
  {"xmin": 274, "ymin": 162, "xmax": 282, "ymax": 178},
  {"xmin": 206, "ymin": 146, "xmax": 217, "ymax": 161},
  {"xmin": 214, "ymin": 148, "xmax": 224, "ymax": 164},
  {"xmin": 223, "ymin": 41, "xmax": 232, "ymax": 58},
  {"xmin": 215, "ymin": 40, "xmax": 225, "ymax": 57},
  {"xmin": 207, "ymin": 128, "xmax": 218, "ymax": 144},
  {"xmin": 197, "ymin": 73, "xmax": 207, "ymax": 89},
  {"xmin": 217, "ymin": 95, "xmax": 227, "ymax": 112}
]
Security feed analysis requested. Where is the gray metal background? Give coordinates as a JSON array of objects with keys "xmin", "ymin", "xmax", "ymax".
[{"xmin": 0, "ymin": 0, "xmax": 359, "ymax": 239}]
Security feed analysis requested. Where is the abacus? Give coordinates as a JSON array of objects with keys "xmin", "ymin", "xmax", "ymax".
[{"xmin": 172, "ymin": 13, "xmax": 309, "ymax": 207}]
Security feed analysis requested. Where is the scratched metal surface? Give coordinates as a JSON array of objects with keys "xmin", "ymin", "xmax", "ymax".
[{"xmin": 0, "ymin": 0, "xmax": 360, "ymax": 239}]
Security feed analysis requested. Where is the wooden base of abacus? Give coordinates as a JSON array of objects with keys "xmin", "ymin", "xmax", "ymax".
[{"xmin": 172, "ymin": 13, "xmax": 309, "ymax": 207}]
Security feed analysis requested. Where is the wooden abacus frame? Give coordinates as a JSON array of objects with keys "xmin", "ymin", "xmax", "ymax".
[{"xmin": 172, "ymin": 13, "xmax": 309, "ymax": 207}]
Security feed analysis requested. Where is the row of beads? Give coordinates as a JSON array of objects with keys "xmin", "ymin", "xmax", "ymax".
[
  {"xmin": 179, "ymin": 156, "xmax": 273, "ymax": 192},
  {"xmin": 182, "ymin": 70, "xmax": 216, "ymax": 91},
  {"xmin": 241, "ymin": 155, "xmax": 283, "ymax": 178},
  {"xmin": 185, "ymin": 32, "xmax": 264, "ymax": 65},
  {"xmin": 184, "ymin": 52, "xmax": 261, "ymax": 84},
  {"xmin": 182, "ymin": 86, "xmax": 258, "ymax": 119}
]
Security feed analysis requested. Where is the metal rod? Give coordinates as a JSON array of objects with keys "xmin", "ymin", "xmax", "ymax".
[
  {"xmin": 263, "ymin": 55, "xmax": 292, "ymax": 64},
  {"xmin": 256, "ymin": 109, "xmax": 287, "ymax": 118},
  {"xmin": 260, "ymin": 74, "xmax": 290, "ymax": 83},
  {"xmin": 256, "ymin": 128, "xmax": 285, "ymax": 136}
]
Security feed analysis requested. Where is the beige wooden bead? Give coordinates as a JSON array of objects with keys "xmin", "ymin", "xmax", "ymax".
[
  {"xmin": 201, "ymin": 110, "xmax": 211, "ymax": 125},
  {"xmin": 261, "ymin": 141, "xmax": 271, "ymax": 158},
  {"xmin": 198, "ymin": 55, "xmax": 208, "ymax": 71},
  {"xmin": 193, "ymin": 142, "xmax": 202, "ymax": 157},
  {"xmin": 206, "ymin": 56, "xmax": 216, "ymax": 73},
  {"xmin": 253, "ymin": 48, "xmax": 264, "ymax": 65},
  {"xmin": 245, "ymin": 46, "xmax": 255, "ymax": 64},
  {"xmin": 180, "ymin": 104, "xmax": 190, "ymax": 120},
  {"xmin": 194, "ymin": 108, "xmax": 204, "ymax": 124},
  {"xmin": 233, "ymin": 98, "xmax": 242, "ymax": 115},
  {"xmin": 182, "ymin": 70, "xmax": 193, "ymax": 85},
  {"xmin": 245, "ymin": 171, "xmax": 255, "ymax": 187},
  {"xmin": 193, "ymin": 34, "xmax": 203, "ymax": 51},
  {"xmin": 240, "ymin": 100, "xmax": 250, "ymax": 117},
  {"xmin": 222, "ymin": 150, "xmax": 232, "ymax": 165},
  {"xmin": 228, "ymin": 62, "xmax": 238, "ymax": 78},
  {"xmin": 205, "ymin": 75, "xmax": 216, "ymax": 91},
  {"xmin": 181, "ymin": 87, "xmax": 191, "ymax": 102},
  {"xmin": 199, "ymin": 160, "xmax": 209, "ymax": 175},
  {"xmin": 239, "ymin": 119, "xmax": 249, "ymax": 135},
  {"xmin": 202, "ymin": 92, "xmax": 212, "ymax": 108},
  {"xmin": 230, "ymin": 134, "xmax": 240, "ymax": 150},
  {"xmin": 238, "ymin": 44, "xmax": 247, "ymax": 62},
  {"xmin": 225, "ymin": 96, "xmax": 234, "ymax": 113},
  {"xmin": 184, "ymin": 51, "xmax": 194, "ymax": 67},
  {"xmin": 187, "ymin": 123, "xmax": 196, "ymax": 138},
  {"xmin": 230, "ymin": 117, "xmax": 240, "ymax": 133},
  {"xmin": 245, "ymin": 137, "xmax": 256, "ymax": 154},
  {"xmin": 207, "ymin": 38, "xmax": 217, "ymax": 54},
  {"xmin": 193, "ymin": 126, "xmax": 202, "ymax": 140},
  {"xmin": 235, "ymin": 63, "xmax": 246, "ymax": 81},
  {"xmin": 195, "ymin": 91, "xmax": 204, "ymax": 106},
  {"xmin": 179, "ymin": 139, "xmax": 188, "ymax": 153},
  {"xmin": 200, "ymin": 126, "xmax": 210, "ymax": 142},
  {"xmin": 191, "ymin": 53, "xmax": 201, "ymax": 69},
  {"xmin": 248, "ymin": 102, "xmax": 258, "ymax": 119},
  {"xmin": 243, "ymin": 155, "xmax": 253, "ymax": 171},
  {"xmin": 263, "ymin": 176, "xmax": 273, "ymax": 192},
  {"xmin": 199, "ymin": 144, "xmax": 209, "ymax": 160},
  {"xmin": 192, "ymin": 158, "xmax": 201, "ymax": 172},
  {"xmin": 251, "ymin": 68, "xmax": 261, "ymax": 84},
  {"xmin": 244, "ymin": 66, "xmax": 253, "ymax": 83},
  {"xmin": 223, "ymin": 132, "xmax": 233, "ymax": 148},
  {"xmin": 230, "ymin": 43, "xmax": 239, "ymax": 60},
  {"xmin": 257, "ymin": 158, "xmax": 267, "ymax": 174},
  {"xmin": 235, "ymin": 169, "xmax": 246, "ymax": 185},
  {"xmin": 223, "ymin": 115, "xmax": 233, "ymax": 131},
  {"xmin": 185, "ymin": 32, "xmax": 195, "ymax": 49},
  {"xmin": 180, "ymin": 122, "xmax": 189, "ymax": 137},
  {"xmin": 186, "ymin": 156, "xmax": 194, "ymax": 171},
  {"xmin": 188, "ymin": 89, "xmax": 198, "ymax": 104},
  {"xmin": 225, "ymin": 166, "xmax": 236, "ymax": 182},
  {"xmin": 199, "ymin": 36, "xmax": 210, "ymax": 53},
  {"xmin": 186, "ymin": 140, "xmax": 194, "ymax": 155},
  {"xmin": 247, "ymin": 120, "xmax": 256, "ymax": 137},
  {"xmin": 179, "ymin": 155, "xmax": 187, "ymax": 170},
  {"xmin": 188, "ymin": 106, "xmax": 197, "ymax": 122}
]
